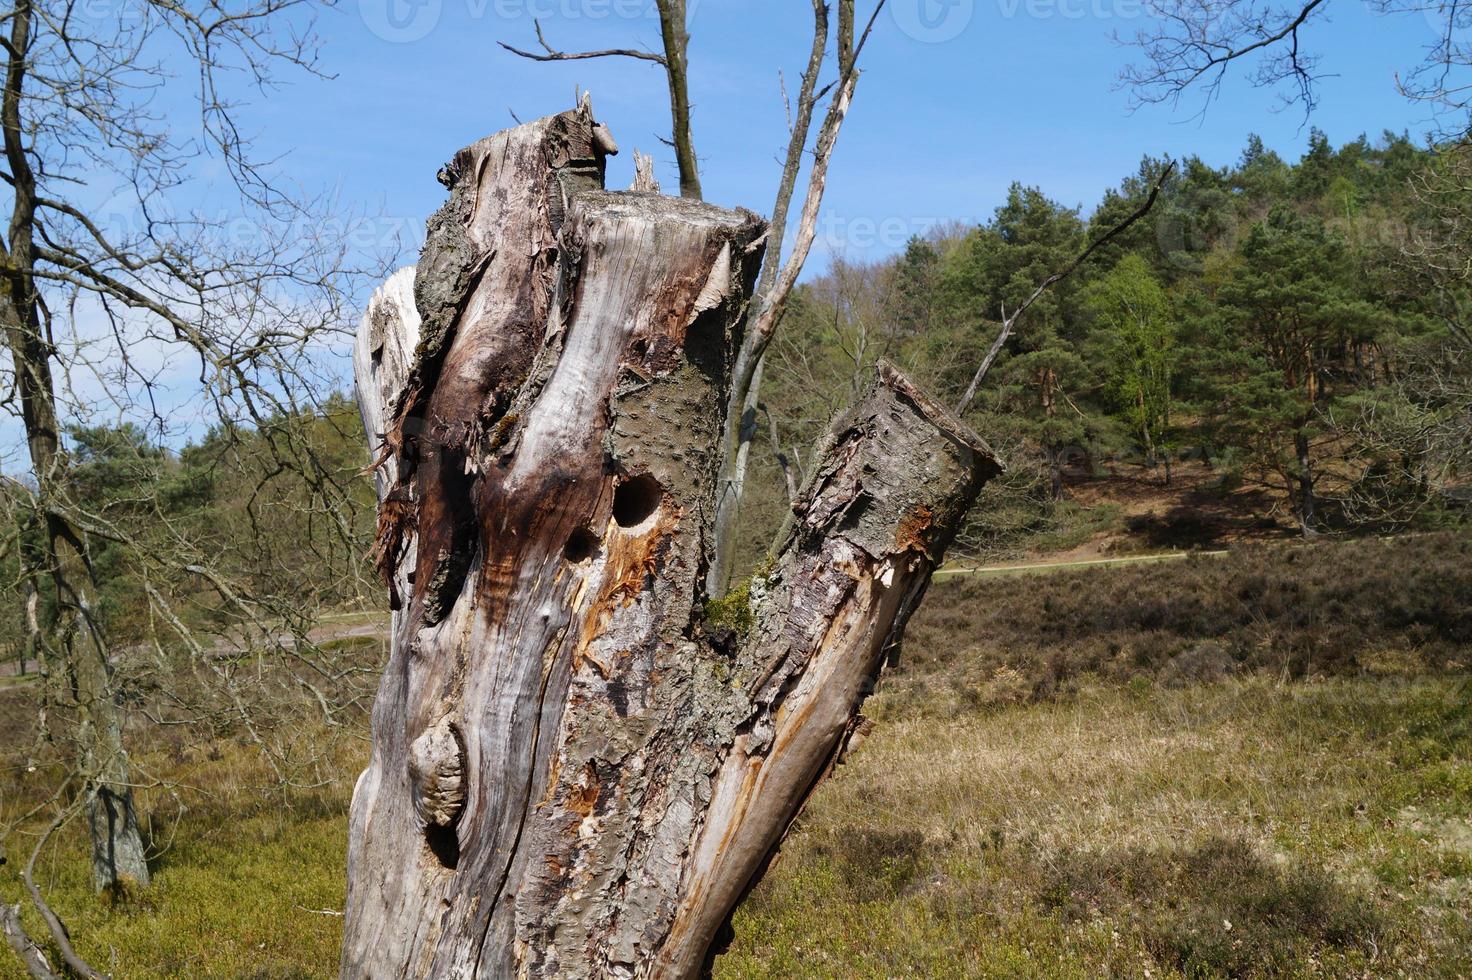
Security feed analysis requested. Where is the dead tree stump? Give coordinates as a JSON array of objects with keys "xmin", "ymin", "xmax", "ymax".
[{"xmin": 343, "ymin": 100, "xmax": 1001, "ymax": 979}]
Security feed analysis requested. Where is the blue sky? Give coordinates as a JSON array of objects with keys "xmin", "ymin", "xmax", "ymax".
[
  {"xmin": 0, "ymin": 0, "xmax": 1448, "ymax": 455},
  {"xmin": 257, "ymin": 0, "xmax": 1444, "ymax": 274}
]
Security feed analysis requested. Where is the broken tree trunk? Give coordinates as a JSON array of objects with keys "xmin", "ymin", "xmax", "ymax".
[{"xmin": 343, "ymin": 101, "xmax": 1000, "ymax": 979}]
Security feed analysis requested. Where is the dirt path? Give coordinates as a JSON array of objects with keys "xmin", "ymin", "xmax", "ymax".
[{"xmin": 934, "ymin": 549, "xmax": 1231, "ymax": 579}]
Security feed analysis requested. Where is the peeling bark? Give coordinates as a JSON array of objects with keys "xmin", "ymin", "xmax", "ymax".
[{"xmin": 343, "ymin": 103, "xmax": 1000, "ymax": 979}]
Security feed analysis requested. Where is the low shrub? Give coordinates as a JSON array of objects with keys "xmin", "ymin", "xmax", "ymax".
[
  {"xmin": 885, "ymin": 531, "xmax": 1472, "ymax": 715},
  {"xmin": 1040, "ymin": 837, "xmax": 1383, "ymax": 978}
]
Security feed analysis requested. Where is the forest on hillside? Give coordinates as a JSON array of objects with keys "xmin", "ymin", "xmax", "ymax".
[
  {"xmin": 5, "ymin": 131, "xmax": 1471, "ymax": 671},
  {"xmin": 736, "ymin": 130, "xmax": 1472, "ymax": 562}
]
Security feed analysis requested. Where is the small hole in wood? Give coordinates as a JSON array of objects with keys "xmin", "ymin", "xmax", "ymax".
[
  {"xmin": 612, "ymin": 474, "xmax": 663, "ymax": 528},
  {"xmin": 425, "ymin": 822, "xmax": 459, "ymax": 870},
  {"xmin": 564, "ymin": 527, "xmax": 600, "ymax": 563}
]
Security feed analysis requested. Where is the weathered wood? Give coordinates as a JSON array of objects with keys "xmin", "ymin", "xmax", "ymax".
[
  {"xmin": 343, "ymin": 103, "xmax": 1000, "ymax": 979},
  {"xmin": 1, "ymin": 903, "xmax": 59, "ymax": 980},
  {"xmin": 353, "ymin": 266, "xmax": 418, "ymax": 496},
  {"xmin": 655, "ymin": 364, "xmax": 998, "ymax": 973},
  {"xmin": 353, "ymin": 266, "xmax": 420, "ymax": 647}
]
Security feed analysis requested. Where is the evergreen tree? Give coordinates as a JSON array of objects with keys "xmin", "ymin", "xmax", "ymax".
[
  {"xmin": 942, "ymin": 185, "xmax": 1095, "ymax": 498},
  {"xmin": 1085, "ymin": 255, "xmax": 1179, "ymax": 482},
  {"xmin": 1207, "ymin": 206, "xmax": 1377, "ymax": 533},
  {"xmin": 888, "ymin": 235, "xmax": 941, "ymax": 336}
]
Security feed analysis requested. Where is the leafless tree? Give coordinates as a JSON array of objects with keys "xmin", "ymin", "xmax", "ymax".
[
  {"xmin": 500, "ymin": 6, "xmax": 701, "ymax": 199},
  {"xmin": 1122, "ymin": 0, "xmax": 1472, "ymax": 125},
  {"xmin": 1, "ymin": 0, "xmax": 384, "ymax": 969},
  {"xmin": 709, "ymin": 1, "xmax": 888, "ymax": 592},
  {"xmin": 1326, "ymin": 347, "xmax": 1471, "ymax": 525},
  {"xmin": 760, "ymin": 257, "xmax": 905, "ymax": 502}
]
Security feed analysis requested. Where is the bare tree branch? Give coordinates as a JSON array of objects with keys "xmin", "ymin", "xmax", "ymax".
[
  {"xmin": 707, "ymin": 0, "xmax": 888, "ymax": 592},
  {"xmin": 0, "ymin": 900, "xmax": 59, "ymax": 980},
  {"xmin": 734, "ymin": 0, "xmax": 886, "ymax": 391},
  {"xmin": 654, "ymin": 0, "xmax": 701, "ymax": 198},
  {"xmin": 500, "ymin": 4, "xmax": 701, "ymax": 198},
  {"xmin": 17, "ymin": 798, "xmax": 110, "ymax": 980},
  {"xmin": 1120, "ymin": 0, "xmax": 1328, "ymax": 115},
  {"xmin": 497, "ymin": 18, "xmax": 667, "ymax": 65},
  {"xmin": 760, "ymin": 401, "xmax": 801, "ymax": 505}
]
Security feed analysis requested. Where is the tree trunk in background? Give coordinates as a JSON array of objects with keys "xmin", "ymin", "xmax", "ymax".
[
  {"xmin": 1294, "ymin": 428, "xmax": 1318, "ymax": 536},
  {"xmin": 654, "ymin": 0, "xmax": 701, "ymax": 201},
  {"xmin": 708, "ymin": 355, "xmax": 763, "ymax": 587},
  {"xmin": 342, "ymin": 103, "xmax": 1000, "ymax": 979},
  {"xmin": 2, "ymin": 287, "xmax": 151, "ymax": 895},
  {"xmin": 2, "ymin": 0, "xmax": 149, "ymax": 890}
]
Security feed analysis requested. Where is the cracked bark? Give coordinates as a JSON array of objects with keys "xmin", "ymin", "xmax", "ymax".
[{"xmin": 343, "ymin": 102, "xmax": 1000, "ymax": 979}]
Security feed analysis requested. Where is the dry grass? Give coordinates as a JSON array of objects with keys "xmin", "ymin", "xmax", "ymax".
[
  {"xmin": 2, "ymin": 533, "xmax": 1469, "ymax": 977},
  {"xmin": 720, "ymin": 676, "xmax": 1472, "ymax": 978},
  {"xmin": 7, "ymin": 675, "xmax": 1465, "ymax": 978},
  {"xmin": 891, "ymin": 531, "xmax": 1472, "ymax": 717}
]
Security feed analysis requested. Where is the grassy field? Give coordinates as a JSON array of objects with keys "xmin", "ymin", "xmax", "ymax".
[
  {"xmin": 2, "ymin": 533, "xmax": 1469, "ymax": 978},
  {"xmin": 723, "ymin": 676, "xmax": 1472, "ymax": 978},
  {"xmin": 0, "ymin": 727, "xmax": 358, "ymax": 979}
]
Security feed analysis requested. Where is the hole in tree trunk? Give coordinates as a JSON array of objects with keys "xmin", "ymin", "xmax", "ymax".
[
  {"xmin": 425, "ymin": 822, "xmax": 459, "ymax": 870},
  {"xmin": 612, "ymin": 474, "xmax": 663, "ymax": 528},
  {"xmin": 564, "ymin": 528, "xmax": 600, "ymax": 563}
]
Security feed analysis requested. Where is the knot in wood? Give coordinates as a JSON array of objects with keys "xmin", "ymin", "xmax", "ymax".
[{"xmin": 408, "ymin": 719, "xmax": 466, "ymax": 829}]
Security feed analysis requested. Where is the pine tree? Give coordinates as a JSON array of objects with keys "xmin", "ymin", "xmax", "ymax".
[{"xmin": 1207, "ymin": 206, "xmax": 1377, "ymax": 533}]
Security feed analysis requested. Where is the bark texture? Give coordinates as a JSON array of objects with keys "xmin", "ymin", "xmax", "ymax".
[
  {"xmin": 1, "ymin": 903, "xmax": 57, "ymax": 980},
  {"xmin": 343, "ymin": 103, "xmax": 1000, "ymax": 979}
]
